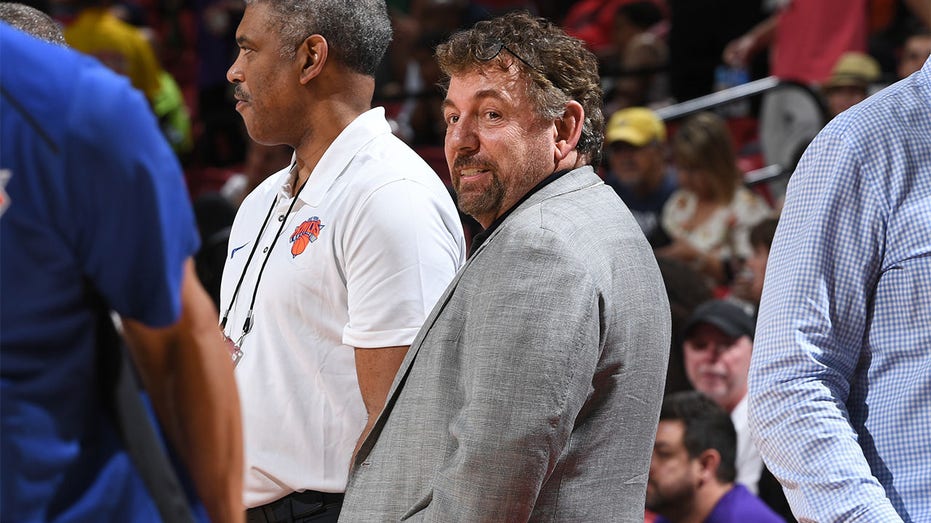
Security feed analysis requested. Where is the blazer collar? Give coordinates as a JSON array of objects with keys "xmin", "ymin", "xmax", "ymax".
[{"xmin": 467, "ymin": 165, "xmax": 601, "ymax": 260}]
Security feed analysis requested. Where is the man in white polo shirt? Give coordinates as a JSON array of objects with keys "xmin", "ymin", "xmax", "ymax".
[{"xmin": 220, "ymin": 1, "xmax": 465, "ymax": 521}]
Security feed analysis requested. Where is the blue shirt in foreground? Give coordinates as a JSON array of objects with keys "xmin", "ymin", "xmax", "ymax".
[
  {"xmin": 749, "ymin": 56, "xmax": 931, "ymax": 522},
  {"xmin": 0, "ymin": 25, "xmax": 200, "ymax": 522}
]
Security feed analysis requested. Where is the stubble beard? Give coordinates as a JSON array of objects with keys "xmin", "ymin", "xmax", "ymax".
[
  {"xmin": 645, "ymin": 478, "xmax": 696, "ymax": 517},
  {"xmin": 456, "ymin": 171, "xmax": 507, "ymax": 222},
  {"xmin": 454, "ymin": 155, "xmax": 550, "ymax": 224}
]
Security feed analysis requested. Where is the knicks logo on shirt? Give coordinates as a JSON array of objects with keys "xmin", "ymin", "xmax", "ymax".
[{"xmin": 290, "ymin": 216, "xmax": 325, "ymax": 257}]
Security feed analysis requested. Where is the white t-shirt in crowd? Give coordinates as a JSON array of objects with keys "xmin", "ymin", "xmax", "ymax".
[{"xmin": 732, "ymin": 393, "xmax": 764, "ymax": 494}]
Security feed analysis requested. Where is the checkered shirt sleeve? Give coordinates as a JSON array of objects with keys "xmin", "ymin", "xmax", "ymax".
[{"xmin": 748, "ymin": 57, "xmax": 931, "ymax": 523}]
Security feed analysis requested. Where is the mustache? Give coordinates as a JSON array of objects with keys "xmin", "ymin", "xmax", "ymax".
[
  {"xmin": 234, "ymin": 86, "xmax": 250, "ymax": 102},
  {"xmin": 453, "ymin": 155, "xmax": 495, "ymax": 172},
  {"xmin": 697, "ymin": 366, "xmax": 727, "ymax": 378}
]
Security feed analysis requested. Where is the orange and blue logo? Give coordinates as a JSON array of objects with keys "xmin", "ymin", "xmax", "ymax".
[{"xmin": 290, "ymin": 216, "xmax": 325, "ymax": 257}]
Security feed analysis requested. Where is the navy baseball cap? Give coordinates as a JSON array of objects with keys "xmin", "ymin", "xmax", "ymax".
[{"xmin": 684, "ymin": 299, "xmax": 756, "ymax": 340}]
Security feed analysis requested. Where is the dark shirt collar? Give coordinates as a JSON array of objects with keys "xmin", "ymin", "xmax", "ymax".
[{"xmin": 468, "ymin": 168, "xmax": 572, "ymax": 257}]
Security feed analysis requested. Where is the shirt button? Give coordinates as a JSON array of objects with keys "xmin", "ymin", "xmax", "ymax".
[
  {"xmin": 263, "ymin": 247, "xmax": 269, "ymax": 253},
  {"xmin": 278, "ymin": 215, "xmax": 284, "ymax": 222}
]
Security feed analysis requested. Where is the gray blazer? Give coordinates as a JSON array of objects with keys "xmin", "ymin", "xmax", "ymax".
[{"xmin": 340, "ymin": 166, "xmax": 670, "ymax": 522}]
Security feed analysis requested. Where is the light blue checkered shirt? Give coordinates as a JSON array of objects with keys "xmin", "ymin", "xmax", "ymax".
[{"xmin": 749, "ymin": 56, "xmax": 931, "ymax": 523}]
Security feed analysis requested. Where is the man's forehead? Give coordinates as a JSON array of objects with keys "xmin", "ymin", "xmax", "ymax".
[
  {"xmin": 445, "ymin": 67, "xmax": 526, "ymax": 103},
  {"xmin": 453, "ymin": 63, "xmax": 527, "ymax": 87},
  {"xmin": 655, "ymin": 419, "xmax": 686, "ymax": 445}
]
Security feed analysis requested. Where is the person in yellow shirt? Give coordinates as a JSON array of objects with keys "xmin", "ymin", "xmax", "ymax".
[{"xmin": 64, "ymin": 0, "xmax": 161, "ymax": 103}]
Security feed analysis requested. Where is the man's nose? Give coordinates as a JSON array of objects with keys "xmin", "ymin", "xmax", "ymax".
[
  {"xmin": 447, "ymin": 116, "xmax": 478, "ymax": 153},
  {"xmin": 227, "ymin": 59, "xmax": 243, "ymax": 84}
]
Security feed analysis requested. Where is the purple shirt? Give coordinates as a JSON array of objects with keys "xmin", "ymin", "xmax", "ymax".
[{"xmin": 656, "ymin": 484, "xmax": 786, "ymax": 523}]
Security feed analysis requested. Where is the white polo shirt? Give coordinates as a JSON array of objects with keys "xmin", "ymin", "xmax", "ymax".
[{"xmin": 220, "ymin": 108, "xmax": 465, "ymax": 507}]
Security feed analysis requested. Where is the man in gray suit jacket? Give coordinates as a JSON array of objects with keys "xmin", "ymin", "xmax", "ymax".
[{"xmin": 340, "ymin": 12, "xmax": 670, "ymax": 522}]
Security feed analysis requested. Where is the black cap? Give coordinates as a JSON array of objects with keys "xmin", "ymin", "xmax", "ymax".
[{"xmin": 683, "ymin": 299, "xmax": 755, "ymax": 340}]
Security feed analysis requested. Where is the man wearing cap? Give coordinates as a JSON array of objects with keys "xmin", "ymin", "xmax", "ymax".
[
  {"xmin": 681, "ymin": 299, "xmax": 761, "ymax": 493},
  {"xmin": 603, "ymin": 107, "xmax": 677, "ymax": 247},
  {"xmin": 823, "ymin": 51, "xmax": 881, "ymax": 119}
]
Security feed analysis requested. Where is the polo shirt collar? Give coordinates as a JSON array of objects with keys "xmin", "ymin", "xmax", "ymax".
[{"xmin": 292, "ymin": 107, "xmax": 391, "ymax": 207}]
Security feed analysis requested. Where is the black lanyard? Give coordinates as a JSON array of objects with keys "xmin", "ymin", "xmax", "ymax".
[{"xmin": 220, "ymin": 171, "xmax": 309, "ymax": 340}]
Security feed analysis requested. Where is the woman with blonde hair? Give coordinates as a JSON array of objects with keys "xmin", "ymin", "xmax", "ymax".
[{"xmin": 657, "ymin": 111, "xmax": 772, "ymax": 284}]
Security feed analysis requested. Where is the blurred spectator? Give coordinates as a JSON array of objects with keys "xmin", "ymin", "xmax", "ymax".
[
  {"xmin": 666, "ymin": 0, "xmax": 767, "ymax": 103},
  {"xmin": 150, "ymin": 63, "xmax": 195, "ymax": 156},
  {"xmin": 898, "ymin": 27, "xmax": 931, "ymax": 78},
  {"xmin": 377, "ymin": 0, "xmax": 470, "ymax": 145},
  {"xmin": 192, "ymin": 192, "xmax": 236, "ymax": 310},
  {"xmin": 63, "ymin": 0, "xmax": 194, "ymax": 157},
  {"xmin": 604, "ymin": 0, "xmax": 670, "ymax": 112},
  {"xmin": 730, "ymin": 217, "xmax": 778, "ymax": 312},
  {"xmin": 469, "ymin": 0, "xmax": 539, "ymax": 17},
  {"xmin": 603, "ymin": 107, "xmax": 676, "ymax": 247},
  {"xmin": 219, "ymin": 140, "xmax": 293, "ymax": 208},
  {"xmin": 822, "ymin": 51, "xmax": 881, "ymax": 118},
  {"xmin": 722, "ymin": 0, "xmax": 869, "ymax": 84},
  {"xmin": 378, "ymin": 0, "xmax": 419, "ymax": 99},
  {"xmin": 194, "ymin": 0, "xmax": 246, "ymax": 167},
  {"xmin": 647, "ymin": 391, "xmax": 784, "ymax": 523},
  {"xmin": 657, "ymin": 256, "xmax": 713, "ymax": 395},
  {"xmin": 564, "ymin": 0, "xmax": 670, "ymax": 110},
  {"xmin": 197, "ymin": 139, "xmax": 290, "ymax": 312},
  {"xmin": 657, "ymin": 112, "xmax": 771, "ymax": 286},
  {"xmin": 563, "ymin": 0, "xmax": 632, "ymax": 60},
  {"xmin": 723, "ymin": 0, "xmax": 868, "ymax": 175},
  {"xmin": 537, "ymin": 0, "xmax": 575, "ymax": 23},
  {"xmin": 901, "ymin": 0, "xmax": 931, "ymax": 26},
  {"xmin": 63, "ymin": 0, "xmax": 162, "ymax": 103},
  {"xmin": 393, "ymin": 29, "xmax": 450, "ymax": 145},
  {"xmin": 112, "ymin": 11, "xmax": 195, "ymax": 157},
  {"xmin": 681, "ymin": 300, "xmax": 762, "ymax": 494}
]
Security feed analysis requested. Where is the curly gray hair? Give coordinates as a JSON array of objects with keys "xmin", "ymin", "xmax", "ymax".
[{"xmin": 436, "ymin": 11, "xmax": 605, "ymax": 165}]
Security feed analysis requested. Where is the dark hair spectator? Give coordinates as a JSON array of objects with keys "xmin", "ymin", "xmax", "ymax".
[
  {"xmin": 659, "ymin": 391, "xmax": 738, "ymax": 484},
  {"xmin": 657, "ymin": 256, "xmax": 713, "ymax": 395}
]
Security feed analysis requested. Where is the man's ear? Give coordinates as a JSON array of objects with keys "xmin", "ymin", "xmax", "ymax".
[
  {"xmin": 696, "ymin": 448, "xmax": 722, "ymax": 483},
  {"xmin": 297, "ymin": 34, "xmax": 327, "ymax": 85},
  {"xmin": 554, "ymin": 100, "xmax": 584, "ymax": 162}
]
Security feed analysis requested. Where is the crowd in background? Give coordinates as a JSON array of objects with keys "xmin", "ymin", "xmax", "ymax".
[{"xmin": 9, "ymin": 1, "xmax": 930, "ymax": 521}]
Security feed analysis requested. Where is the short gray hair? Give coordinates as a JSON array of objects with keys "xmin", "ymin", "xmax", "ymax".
[
  {"xmin": 246, "ymin": 0, "xmax": 391, "ymax": 77},
  {"xmin": 0, "ymin": 2, "xmax": 66, "ymax": 45}
]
